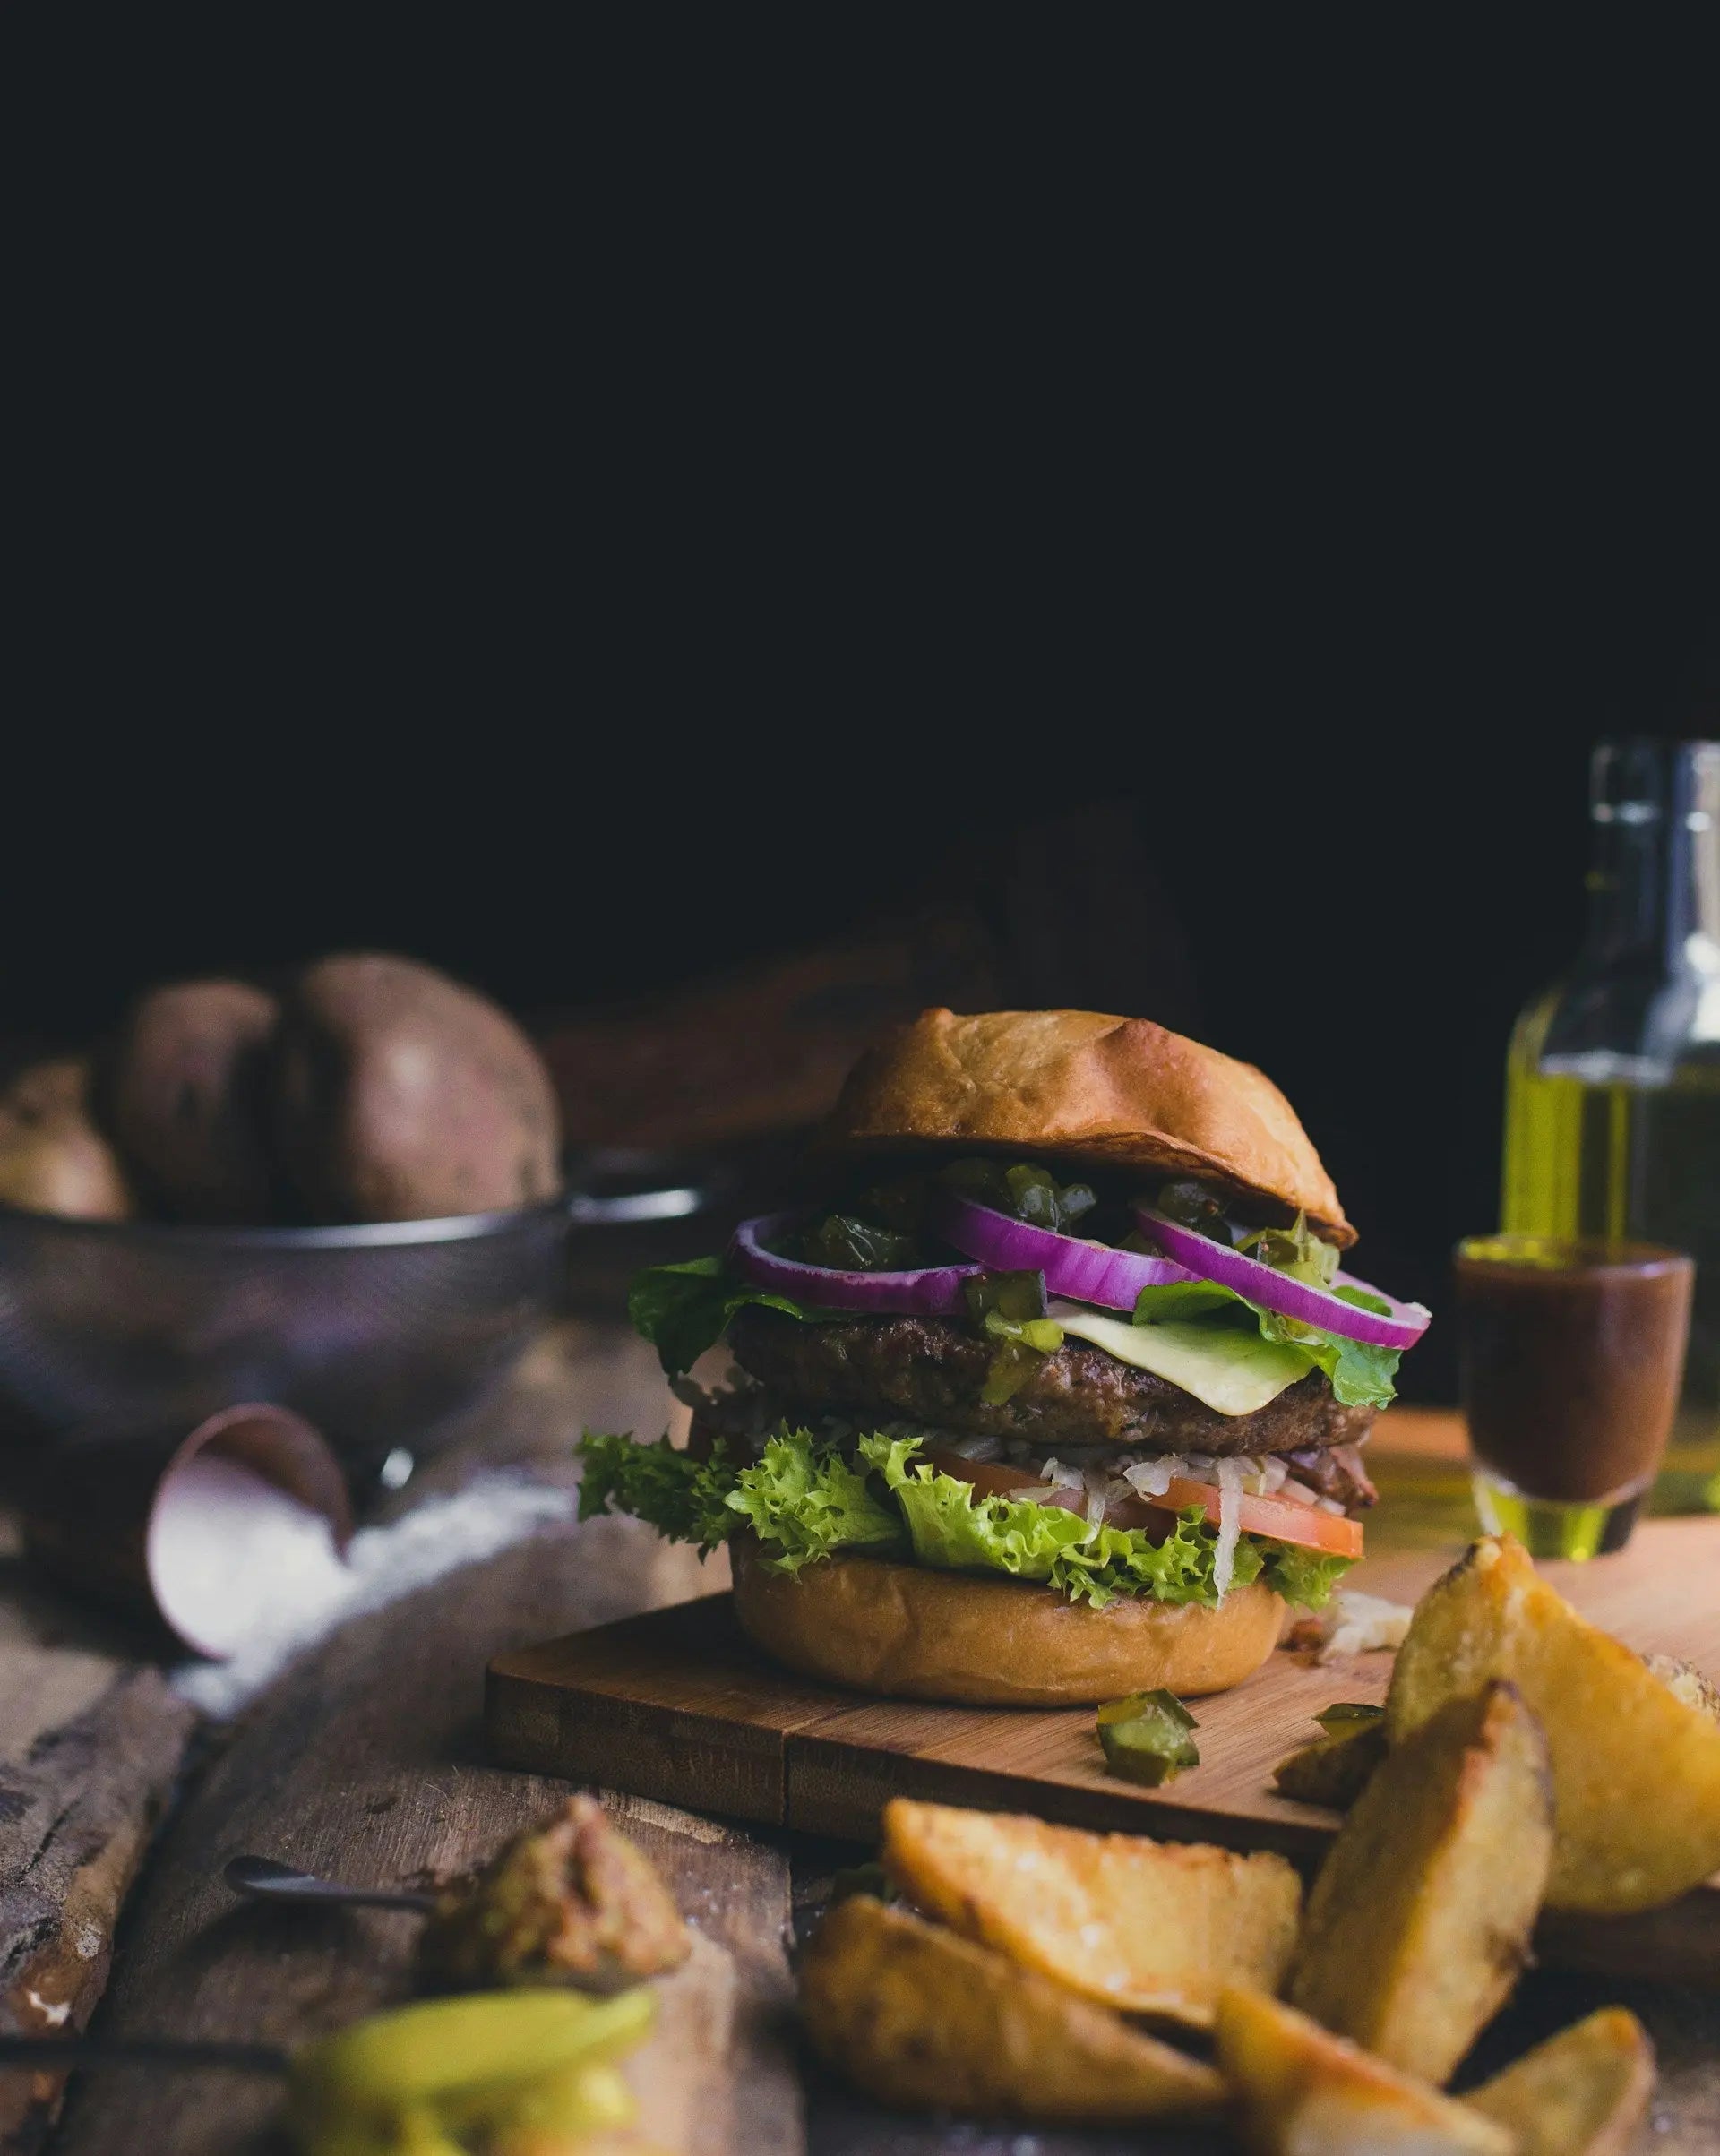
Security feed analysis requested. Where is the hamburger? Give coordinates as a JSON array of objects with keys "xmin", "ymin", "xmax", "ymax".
[{"xmin": 579, "ymin": 1009, "xmax": 1428, "ymax": 1705}]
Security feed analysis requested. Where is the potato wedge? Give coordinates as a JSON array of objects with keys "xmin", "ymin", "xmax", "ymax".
[
  {"xmin": 798, "ymin": 1894, "xmax": 1223, "ymax": 2122},
  {"xmin": 1215, "ymin": 1986, "xmax": 1514, "ymax": 2154},
  {"xmin": 1387, "ymin": 1533, "xmax": 1720, "ymax": 1912},
  {"xmin": 880, "ymin": 1798, "xmax": 1300, "ymax": 2027},
  {"xmin": 1289, "ymin": 1679, "xmax": 1552, "ymax": 2085},
  {"xmin": 1272, "ymin": 1718, "xmax": 1389, "ymax": 1809},
  {"xmin": 1464, "ymin": 2006, "xmax": 1653, "ymax": 2156},
  {"xmin": 1643, "ymin": 1651, "xmax": 1720, "ymax": 1722}
]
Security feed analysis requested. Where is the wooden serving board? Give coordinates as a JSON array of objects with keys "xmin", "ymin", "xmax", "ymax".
[{"xmin": 487, "ymin": 1515, "xmax": 1720, "ymax": 1981}]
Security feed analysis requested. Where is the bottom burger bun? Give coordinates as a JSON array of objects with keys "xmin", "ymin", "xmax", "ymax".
[{"xmin": 729, "ymin": 1536, "xmax": 1285, "ymax": 1707}]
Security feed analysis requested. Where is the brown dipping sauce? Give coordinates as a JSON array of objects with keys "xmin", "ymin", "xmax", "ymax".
[{"xmin": 1455, "ymin": 1237, "xmax": 1693, "ymax": 1504}]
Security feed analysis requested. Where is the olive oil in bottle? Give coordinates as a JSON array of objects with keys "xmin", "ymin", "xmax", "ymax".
[{"xmin": 1501, "ymin": 740, "xmax": 1720, "ymax": 1470}]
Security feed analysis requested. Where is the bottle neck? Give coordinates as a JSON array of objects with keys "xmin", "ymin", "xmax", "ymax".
[{"xmin": 1583, "ymin": 741, "xmax": 1720, "ymax": 974}]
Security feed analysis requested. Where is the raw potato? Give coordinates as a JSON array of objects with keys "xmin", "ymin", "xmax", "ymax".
[
  {"xmin": 0, "ymin": 1059, "xmax": 134, "ymax": 1220},
  {"xmin": 1272, "ymin": 1719, "xmax": 1389, "ymax": 1809},
  {"xmin": 1387, "ymin": 1534, "xmax": 1720, "ymax": 1913},
  {"xmin": 1289, "ymin": 1680, "xmax": 1552, "ymax": 2085},
  {"xmin": 880, "ymin": 1798, "xmax": 1300, "ymax": 2028},
  {"xmin": 1214, "ymin": 1986, "xmax": 1515, "ymax": 2155},
  {"xmin": 272, "ymin": 953, "xmax": 563, "ymax": 1223},
  {"xmin": 1465, "ymin": 2007, "xmax": 1654, "ymax": 2156},
  {"xmin": 105, "ymin": 980, "xmax": 280, "ymax": 1221},
  {"xmin": 799, "ymin": 1894, "xmax": 1224, "ymax": 2123}
]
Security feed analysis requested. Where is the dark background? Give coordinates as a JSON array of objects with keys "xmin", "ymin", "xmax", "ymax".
[{"xmin": 7, "ymin": 60, "xmax": 1717, "ymax": 1404}]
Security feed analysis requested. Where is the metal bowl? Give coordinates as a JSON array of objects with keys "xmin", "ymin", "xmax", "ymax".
[{"xmin": 0, "ymin": 1172, "xmax": 703, "ymax": 1473}]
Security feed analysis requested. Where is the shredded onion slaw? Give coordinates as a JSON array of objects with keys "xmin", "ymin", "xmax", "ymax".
[{"xmin": 1213, "ymin": 1456, "xmax": 1245, "ymax": 1599}]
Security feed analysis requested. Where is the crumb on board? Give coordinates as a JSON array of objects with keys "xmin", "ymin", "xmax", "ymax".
[{"xmin": 1285, "ymin": 1589, "xmax": 1414, "ymax": 1664}]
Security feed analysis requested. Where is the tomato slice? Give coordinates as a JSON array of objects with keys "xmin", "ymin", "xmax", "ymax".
[
  {"xmin": 1157, "ymin": 1476, "xmax": 1363, "ymax": 1559},
  {"xmin": 922, "ymin": 1447, "xmax": 1059, "ymax": 1505},
  {"xmin": 921, "ymin": 1448, "xmax": 1363, "ymax": 1559}
]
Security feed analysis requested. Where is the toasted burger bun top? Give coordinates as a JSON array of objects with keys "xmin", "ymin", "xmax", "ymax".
[
  {"xmin": 820, "ymin": 1007, "xmax": 1353, "ymax": 1247},
  {"xmin": 730, "ymin": 1537, "xmax": 1284, "ymax": 1706}
]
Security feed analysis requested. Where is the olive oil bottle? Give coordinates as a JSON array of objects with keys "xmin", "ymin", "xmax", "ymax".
[{"xmin": 1501, "ymin": 739, "xmax": 1720, "ymax": 1470}]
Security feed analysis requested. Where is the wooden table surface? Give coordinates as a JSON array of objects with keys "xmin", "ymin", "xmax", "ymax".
[{"xmin": 3, "ymin": 1321, "xmax": 1716, "ymax": 2154}]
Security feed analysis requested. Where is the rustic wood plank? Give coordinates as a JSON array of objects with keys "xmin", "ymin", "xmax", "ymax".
[
  {"xmin": 0, "ymin": 1550, "xmax": 197, "ymax": 2156},
  {"xmin": 489, "ymin": 1597, "xmax": 856, "ymax": 1828},
  {"xmin": 589, "ymin": 1791, "xmax": 800, "ymax": 2156},
  {"xmin": 39, "ymin": 1301, "xmax": 802, "ymax": 2156},
  {"xmin": 49, "ymin": 1518, "xmax": 801, "ymax": 2156}
]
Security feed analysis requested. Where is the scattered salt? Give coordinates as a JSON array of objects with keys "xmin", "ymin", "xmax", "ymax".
[
  {"xmin": 170, "ymin": 1473, "xmax": 572, "ymax": 1719},
  {"xmin": 149, "ymin": 1456, "xmax": 348, "ymax": 1659}
]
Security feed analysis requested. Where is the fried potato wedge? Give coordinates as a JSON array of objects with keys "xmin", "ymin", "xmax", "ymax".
[
  {"xmin": 880, "ymin": 1798, "xmax": 1300, "ymax": 2027},
  {"xmin": 1215, "ymin": 1986, "xmax": 1515, "ymax": 2155},
  {"xmin": 798, "ymin": 1894, "xmax": 1224, "ymax": 2122},
  {"xmin": 1644, "ymin": 1652, "xmax": 1720, "ymax": 1722},
  {"xmin": 1289, "ymin": 1679, "xmax": 1552, "ymax": 2085},
  {"xmin": 1272, "ymin": 1718, "xmax": 1389, "ymax": 1809},
  {"xmin": 1387, "ymin": 1534, "xmax": 1720, "ymax": 1913},
  {"xmin": 1465, "ymin": 2006, "xmax": 1653, "ymax": 2156}
]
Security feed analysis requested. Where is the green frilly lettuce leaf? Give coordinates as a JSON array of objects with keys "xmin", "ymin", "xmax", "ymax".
[
  {"xmin": 576, "ymin": 1429, "xmax": 1352, "ymax": 1611},
  {"xmin": 725, "ymin": 1431, "xmax": 903, "ymax": 1571},
  {"xmin": 576, "ymin": 1429, "xmax": 740, "ymax": 1551},
  {"xmin": 858, "ymin": 1433, "xmax": 1265, "ymax": 1608},
  {"xmin": 1261, "ymin": 1541, "xmax": 1354, "ymax": 1609}
]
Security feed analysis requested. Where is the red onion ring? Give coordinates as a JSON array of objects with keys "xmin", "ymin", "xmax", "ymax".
[
  {"xmin": 727, "ymin": 1212, "xmax": 982, "ymax": 1316},
  {"xmin": 1131, "ymin": 1207, "xmax": 1431, "ymax": 1348},
  {"xmin": 933, "ymin": 1190, "xmax": 1200, "ymax": 1312}
]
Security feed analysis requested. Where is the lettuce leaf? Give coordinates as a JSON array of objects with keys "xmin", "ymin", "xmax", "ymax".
[
  {"xmin": 1134, "ymin": 1276, "xmax": 1402, "ymax": 1410},
  {"xmin": 1131, "ymin": 1280, "xmax": 1249, "ymax": 1325},
  {"xmin": 1260, "ymin": 1542, "xmax": 1352, "ymax": 1609},
  {"xmin": 1254, "ymin": 1308, "xmax": 1401, "ymax": 1408},
  {"xmin": 576, "ymin": 1430, "xmax": 739, "ymax": 1551},
  {"xmin": 860, "ymin": 1434, "xmax": 1274, "ymax": 1610},
  {"xmin": 576, "ymin": 1425, "xmax": 900, "ymax": 1574},
  {"xmin": 627, "ymin": 1257, "xmax": 828, "ymax": 1376},
  {"xmin": 726, "ymin": 1431, "xmax": 903, "ymax": 1572},
  {"xmin": 577, "ymin": 1427, "xmax": 1353, "ymax": 1611}
]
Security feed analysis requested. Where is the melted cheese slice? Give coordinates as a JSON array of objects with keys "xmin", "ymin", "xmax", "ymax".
[{"xmin": 1051, "ymin": 1305, "xmax": 1313, "ymax": 1417}]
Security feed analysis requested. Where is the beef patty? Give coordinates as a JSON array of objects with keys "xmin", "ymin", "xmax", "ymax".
[{"xmin": 727, "ymin": 1308, "xmax": 1376, "ymax": 1461}]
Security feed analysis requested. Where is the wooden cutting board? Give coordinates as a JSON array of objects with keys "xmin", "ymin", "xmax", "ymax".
[{"xmin": 487, "ymin": 1512, "xmax": 1720, "ymax": 1980}]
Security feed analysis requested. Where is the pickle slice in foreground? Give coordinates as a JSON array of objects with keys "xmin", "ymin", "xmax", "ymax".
[
  {"xmin": 1098, "ymin": 1688, "xmax": 1199, "ymax": 1731},
  {"xmin": 1096, "ymin": 1690, "xmax": 1200, "ymax": 1786}
]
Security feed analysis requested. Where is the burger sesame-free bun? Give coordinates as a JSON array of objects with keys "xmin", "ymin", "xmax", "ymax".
[
  {"xmin": 729, "ymin": 1538, "xmax": 1284, "ymax": 1706},
  {"xmin": 821, "ymin": 1007, "xmax": 1353, "ymax": 1246}
]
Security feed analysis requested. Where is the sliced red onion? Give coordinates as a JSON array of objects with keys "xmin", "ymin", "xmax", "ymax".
[
  {"xmin": 727, "ymin": 1212, "xmax": 982, "ymax": 1316},
  {"xmin": 1130, "ymin": 1207, "xmax": 1431, "ymax": 1348},
  {"xmin": 933, "ymin": 1190, "xmax": 1199, "ymax": 1312}
]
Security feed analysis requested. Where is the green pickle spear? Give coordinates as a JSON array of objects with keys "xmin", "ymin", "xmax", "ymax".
[
  {"xmin": 486, "ymin": 2059, "xmax": 635, "ymax": 2139},
  {"xmin": 288, "ymin": 1986, "xmax": 654, "ymax": 2152},
  {"xmin": 1096, "ymin": 1688, "xmax": 1200, "ymax": 1786}
]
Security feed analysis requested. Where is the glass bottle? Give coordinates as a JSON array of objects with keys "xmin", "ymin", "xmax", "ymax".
[{"xmin": 1501, "ymin": 738, "xmax": 1720, "ymax": 1476}]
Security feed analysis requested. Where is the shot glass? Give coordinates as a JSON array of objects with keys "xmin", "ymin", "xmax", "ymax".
[{"xmin": 1454, "ymin": 1234, "xmax": 1693, "ymax": 1559}]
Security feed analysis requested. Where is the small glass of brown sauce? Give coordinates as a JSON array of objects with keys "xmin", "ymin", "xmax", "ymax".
[{"xmin": 1454, "ymin": 1235, "xmax": 1693, "ymax": 1559}]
